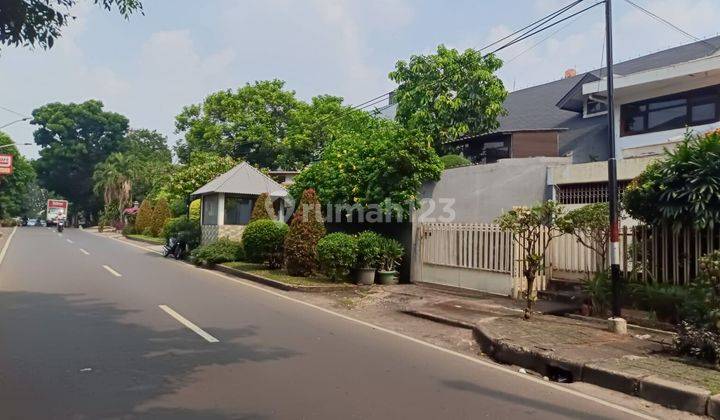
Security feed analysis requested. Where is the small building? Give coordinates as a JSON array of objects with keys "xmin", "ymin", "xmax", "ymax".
[{"xmin": 192, "ymin": 162, "xmax": 288, "ymax": 245}]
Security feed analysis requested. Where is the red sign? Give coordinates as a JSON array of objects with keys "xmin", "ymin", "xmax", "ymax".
[
  {"xmin": 47, "ymin": 200, "xmax": 68, "ymax": 208},
  {"xmin": 0, "ymin": 154, "xmax": 13, "ymax": 175}
]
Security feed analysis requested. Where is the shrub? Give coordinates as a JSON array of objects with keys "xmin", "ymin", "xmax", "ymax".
[
  {"xmin": 0, "ymin": 218, "xmax": 18, "ymax": 227},
  {"xmin": 190, "ymin": 239, "xmax": 245, "ymax": 266},
  {"xmin": 250, "ymin": 192, "xmax": 275, "ymax": 222},
  {"xmin": 121, "ymin": 223, "xmax": 136, "ymax": 236},
  {"xmin": 622, "ymin": 130, "xmax": 720, "ymax": 230},
  {"xmin": 583, "ymin": 271, "xmax": 612, "ymax": 316},
  {"xmin": 135, "ymin": 199, "xmax": 153, "ymax": 233},
  {"xmin": 243, "ymin": 219, "xmax": 289, "ymax": 268},
  {"xmin": 317, "ymin": 233, "xmax": 358, "ymax": 281},
  {"xmin": 142, "ymin": 226, "xmax": 153, "ymax": 237},
  {"xmin": 628, "ymin": 282, "xmax": 708, "ymax": 324},
  {"xmin": 189, "ymin": 199, "xmax": 201, "ymax": 222},
  {"xmin": 163, "ymin": 216, "xmax": 201, "ymax": 250},
  {"xmin": 284, "ymin": 189, "xmax": 326, "ymax": 276},
  {"xmin": 440, "ymin": 154, "xmax": 471, "ymax": 169},
  {"xmin": 150, "ymin": 198, "xmax": 171, "ymax": 237},
  {"xmin": 675, "ymin": 321, "xmax": 720, "ymax": 366},
  {"xmin": 378, "ymin": 236, "xmax": 404, "ymax": 272},
  {"xmin": 355, "ymin": 231, "xmax": 383, "ymax": 269}
]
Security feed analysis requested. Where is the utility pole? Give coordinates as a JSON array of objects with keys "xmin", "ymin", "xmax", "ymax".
[{"xmin": 604, "ymin": 0, "xmax": 625, "ymax": 333}]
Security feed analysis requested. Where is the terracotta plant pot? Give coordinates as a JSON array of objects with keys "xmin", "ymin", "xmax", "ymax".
[
  {"xmin": 353, "ymin": 267, "xmax": 376, "ymax": 285},
  {"xmin": 377, "ymin": 270, "xmax": 398, "ymax": 285}
]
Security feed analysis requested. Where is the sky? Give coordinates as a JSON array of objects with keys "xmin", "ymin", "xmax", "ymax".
[{"xmin": 2, "ymin": 0, "xmax": 720, "ymax": 160}]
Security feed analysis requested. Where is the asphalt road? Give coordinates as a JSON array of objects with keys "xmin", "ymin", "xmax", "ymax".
[{"xmin": 0, "ymin": 227, "xmax": 652, "ymax": 419}]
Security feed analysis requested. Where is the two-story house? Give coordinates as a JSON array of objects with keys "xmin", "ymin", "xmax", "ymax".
[{"xmin": 381, "ymin": 36, "xmax": 720, "ymax": 209}]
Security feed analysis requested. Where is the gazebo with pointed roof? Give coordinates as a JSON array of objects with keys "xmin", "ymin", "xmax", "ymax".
[{"xmin": 192, "ymin": 162, "xmax": 289, "ymax": 244}]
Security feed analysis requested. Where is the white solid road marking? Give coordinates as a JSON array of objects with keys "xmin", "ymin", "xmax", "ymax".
[
  {"xmin": 0, "ymin": 226, "xmax": 18, "ymax": 267},
  {"xmin": 79, "ymin": 248, "xmax": 90, "ymax": 255},
  {"xmin": 102, "ymin": 265, "xmax": 122, "ymax": 277},
  {"xmin": 66, "ymin": 239, "xmax": 74, "ymax": 244},
  {"xmin": 158, "ymin": 305, "xmax": 219, "ymax": 343},
  {"xmin": 89, "ymin": 230, "xmax": 653, "ymax": 419}
]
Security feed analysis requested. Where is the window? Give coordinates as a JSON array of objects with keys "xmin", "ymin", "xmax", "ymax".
[
  {"xmin": 620, "ymin": 85, "xmax": 720, "ymax": 136},
  {"xmin": 225, "ymin": 196, "xmax": 254, "ymax": 225},
  {"xmin": 202, "ymin": 194, "xmax": 218, "ymax": 225},
  {"xmin": 584, "ymin": 96, "xmax": 607, "ymax": 117}
]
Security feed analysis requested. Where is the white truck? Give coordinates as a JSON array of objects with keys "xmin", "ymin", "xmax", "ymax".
[{"xmin": 46, "ymin": 199, "xmax": 69, "ymax": 227}]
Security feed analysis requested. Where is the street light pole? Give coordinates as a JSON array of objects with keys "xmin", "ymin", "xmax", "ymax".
[
  {"xmin": 0, "ymin": 143, "xmax": 32, "ymax": 150},
  {"xmin": 0, "ymin": 117, "xmax": 30, "ymax": 130},
  {"xmin": 604, "ymin": 0, "xmax": 625, "ymax": 331}
]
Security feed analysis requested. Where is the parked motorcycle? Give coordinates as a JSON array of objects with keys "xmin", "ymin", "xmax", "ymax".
[{"xmin": 163, "ymin": 237, "xmax": 185, "ymax": 260}]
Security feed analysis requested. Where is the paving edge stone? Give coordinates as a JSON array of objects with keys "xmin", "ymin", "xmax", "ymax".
[
  {"xmin": 473, "ymin": 324, "xmax": 715, "ymax": 417},
  {"xmin": 401, "ymin": 309, "xmax": 475, "ymax": 330},
  {"xmin": 215, "ymin": 264, "xmax": 354, "ymax": 293},
  {"xmin": 582, "ymin": 363, "xmax": 643, "ymax": 396},
  {"xmin": 708, "ymin": 394, "xmax": 720, "ymax": 419},
  {"xmin": 638, "ymin": 375, "xmax": 711, "ymax": 416}
]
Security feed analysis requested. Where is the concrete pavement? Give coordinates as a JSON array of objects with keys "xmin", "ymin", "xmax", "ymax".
[{"xmin": 0, "ymin": 227, "xmax": 657, "ymax": 419}]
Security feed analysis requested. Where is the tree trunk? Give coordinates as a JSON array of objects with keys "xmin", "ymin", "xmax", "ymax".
[{"xmin": 524, "ymin": 270, "xmax": 535, "ymax": 320}]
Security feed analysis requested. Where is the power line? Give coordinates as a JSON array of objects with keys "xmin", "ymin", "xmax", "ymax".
[
  {"xmin": 488, "ymin": 1, "xmax": 604, "ymax": 56},
  {"xmin": 476, "ymin": 0, "xmax": 586, "ymax": 52},
  {"xmin": 504, "ymin": 15, "xmax": 583, "ymax": 64},
  {"xmin": 0, "ymin": 105, "xmax": 30, "ymax": 119},
  {"xmin": 623, "ymin": 0, "xmax": 717, "ymax": 52},
  {"xmin": 317, "ymin": 0, "xmax": 602, "ymax": 128}
]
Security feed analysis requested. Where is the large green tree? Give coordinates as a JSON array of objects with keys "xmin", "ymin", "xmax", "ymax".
[
  {"xmin": 389, "ymin": 44, "xmax": 507, "ymax": 150},
  {"xmin": 289, "ymin": 116, "xmax": 443, "ymax": 216},
  {"xmin": 0, "ymin": 132, "xmax": 35, "ymax": 217},
  {"xmin": 121, "ymin": 129, "xmax": 172, "ymax": 201},
  {"xmin": 163, "ymin": 152, "xmax": 236, "ymax": 202},
  {"xmin": 1, "ymin": 0, "xmax": 143, "ymax": 50},
  {"xmin": 175, "ymin": 80, "xmax": 298, "ymax": 167},
  {"xmin": 92, "ymin": 152, "xmax": 134, "ymax": 215},
  {"xmin": 31, "ymin": 100, "xmax": 129, "ymax": 217}
]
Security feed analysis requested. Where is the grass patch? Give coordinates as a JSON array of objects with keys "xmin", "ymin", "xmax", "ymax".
[
  {"xmin": 223, "ymin": 261, "xmax": 347, "ymax": 287},
  {"xmin": 126, "ymin": 234, "xmax": 165, "ymax": 245}
]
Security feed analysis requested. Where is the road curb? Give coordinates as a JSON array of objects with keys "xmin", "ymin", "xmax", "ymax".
[
  {"xmin": 401, "ymin": 308, "xmax": 475, "ymax": 329},
  {"xmin": 122, "ymin": 234, "xmax": 165, "ymax": 246},
  {"xmin": 473, "ymin": 323, "xmax": 718, "ymax": 418},
  {"xmin": 215, "ymin": 264, "xmax": 354, "ymax": 293}
]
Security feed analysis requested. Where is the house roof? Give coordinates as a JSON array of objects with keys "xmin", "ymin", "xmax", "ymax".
[
  {"xmin": 469, "ymin": 36, "xmax": 720, "ymax": 131},
  {"xmin": 192, "ymin": 161, "xmax": 288, "ymax": 198}
]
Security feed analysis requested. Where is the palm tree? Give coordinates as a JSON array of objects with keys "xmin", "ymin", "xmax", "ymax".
[{"xmin": 93, "ymin": 153, "xmax": 134, "ymax": 216}]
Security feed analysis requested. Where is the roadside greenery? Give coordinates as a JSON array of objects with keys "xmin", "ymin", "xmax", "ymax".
[
  {"xmin": 242, "ymin": 219, "xmax": 289, "ymax": 268},
  {"xmin": 134, "ymin": 199, "xmax": 153, "ymax": 234},
  {"xmin": 149, "ymin": 198, "xmax": 171, "ymax": 237},
  {"xmin": 191, "ymin": 239, "xmax": 244, "ymax": 266},
  {"xmin": 355, "ymin": 231, "xmax": 383, "ymax": 269},
  {"xmin": 317, "ymin": 232, "xmax": 358, "ymax": 281},
  {"xmin": 389, "ymin": 44, "xmax": 507, "ymax": 151},
  {"xmin": 440, "ymin": 154, "xmax": 471, "ymax": 169},
  {"xmin": 496, "ymin": 201, "xmax": 566, "ymax": 319},
  {"xmin": 623, "ymin": 130, "xmax": 720, "ymax": 230},
  {"xmin": 289, "ymin": 119, "xmax": 442, "ymax": 217},
  {"xmin": 250, "ymin": 192, "xmax": 274, "ymax": 222},
  {"xmin": 284, "ymin": 189, "xmax": 326, "ymax": 276}
]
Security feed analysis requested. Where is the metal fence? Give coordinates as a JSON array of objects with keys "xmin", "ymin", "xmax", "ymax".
[
  {"xmin": 420, "ymin": 223, "xmax": 550, "ymax": 293},
  {"xmin": 421, "ymin": 222, "xmax": 720, "ymax": 292},
  {"xmin": 551, "ymin": 224, "xmax": 720, "ymax": 286}
]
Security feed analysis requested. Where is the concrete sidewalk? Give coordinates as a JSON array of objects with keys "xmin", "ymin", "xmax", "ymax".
[{"xmin": 403, "ymin": 291, "xmax": 720, "ymax": 417}]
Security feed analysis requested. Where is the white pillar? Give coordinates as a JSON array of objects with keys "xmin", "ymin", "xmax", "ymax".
[{"xmin": 217, "ymin": 193, "xmax": 225, "ymax": 226}]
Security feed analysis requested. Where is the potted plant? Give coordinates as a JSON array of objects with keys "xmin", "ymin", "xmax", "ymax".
[
  {"xmin": 353, "ymin": 231, "xmax": 382, "ymax": 285},
  {"xmin": 377, "ymin": 237, "xmax": 403, "ymax": 285}
]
